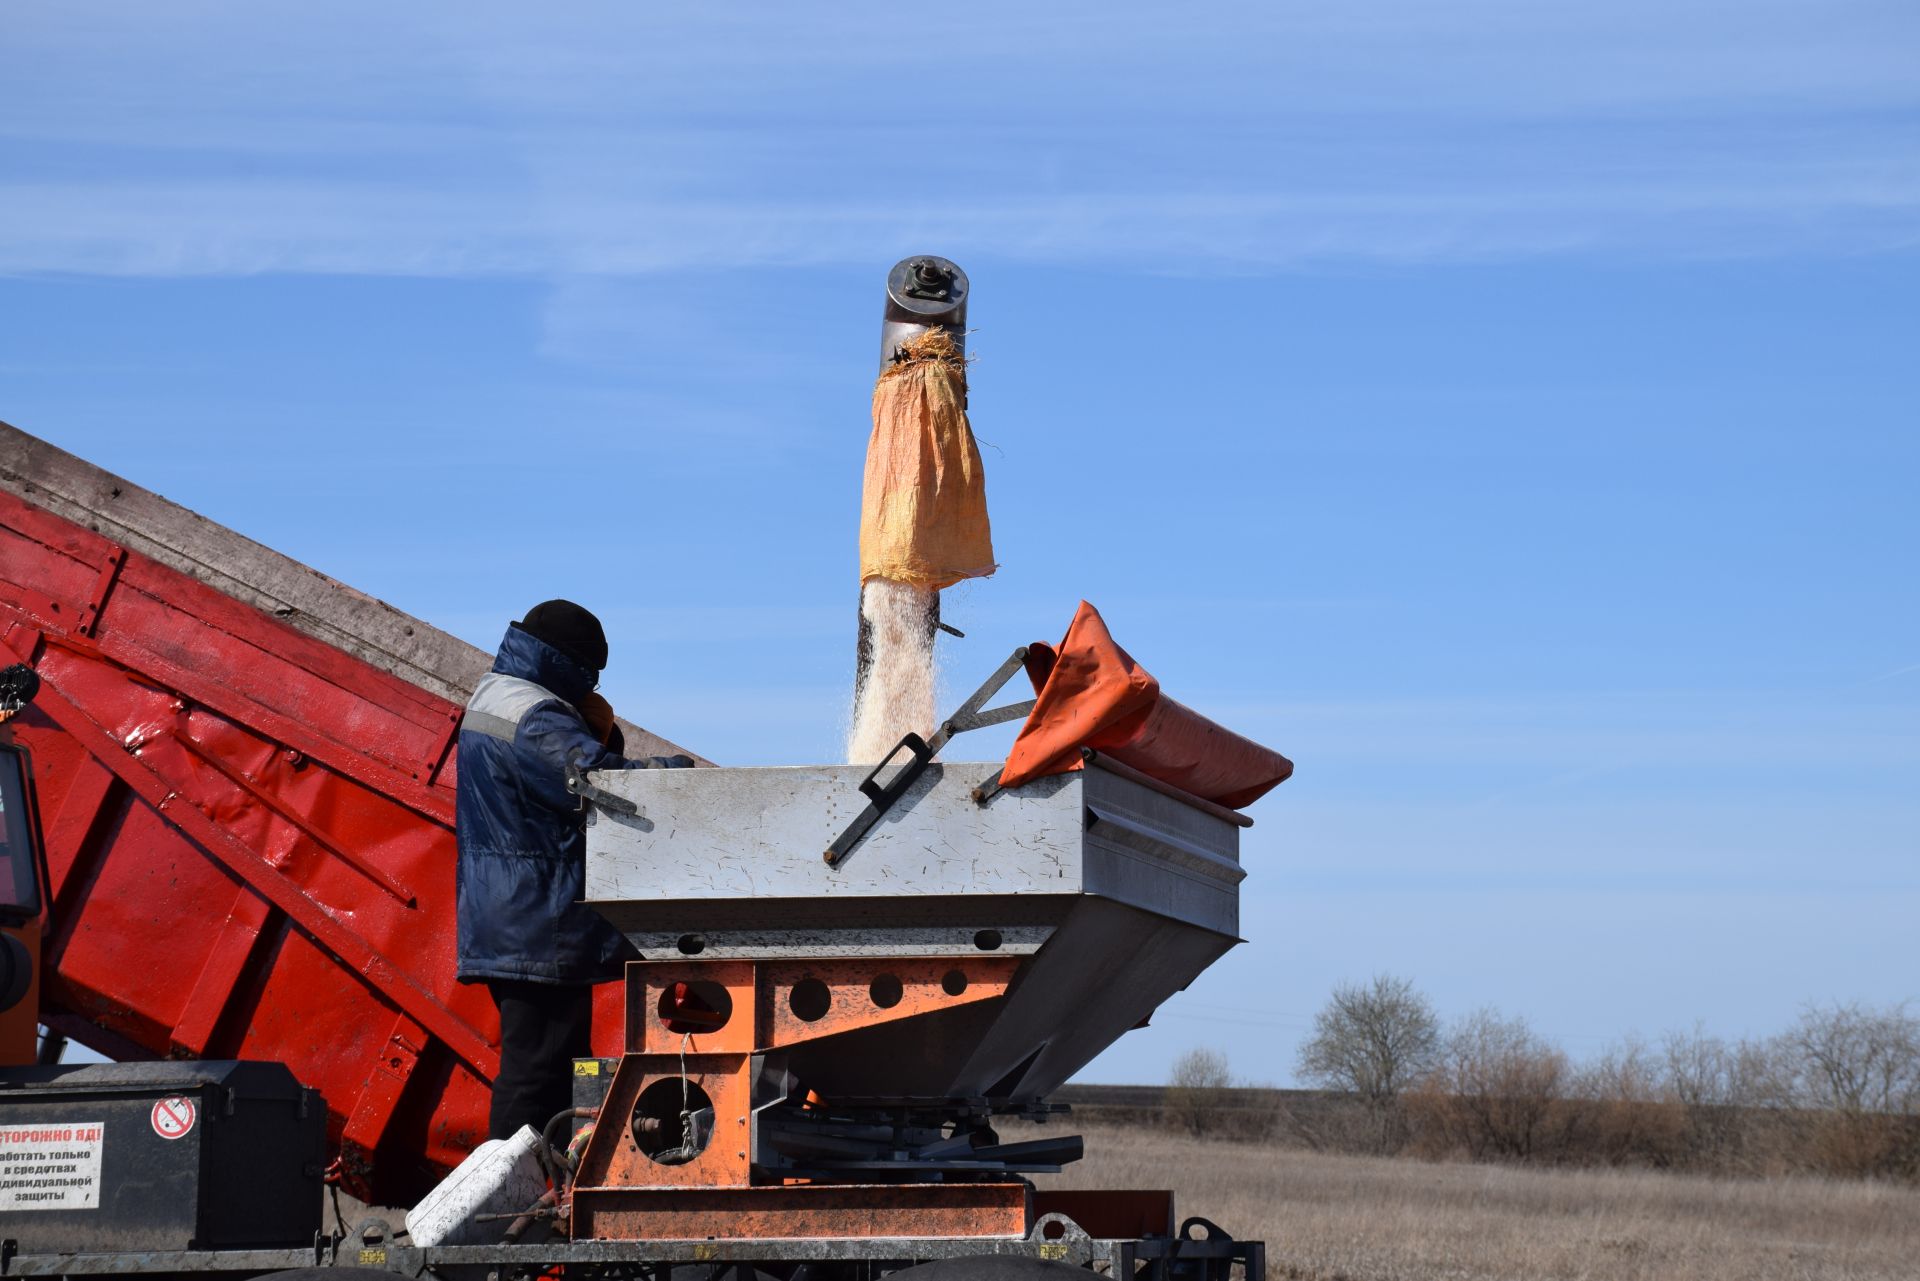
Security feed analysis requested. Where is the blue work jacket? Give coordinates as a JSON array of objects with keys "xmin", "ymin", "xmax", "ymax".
[{"xmin": 454, "ymin": 624, "xmax": 686, "ymax": 985}]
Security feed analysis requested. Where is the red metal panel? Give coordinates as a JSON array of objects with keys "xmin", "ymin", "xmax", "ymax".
[
  {"xmin": 170, "ymin": 889, "xmax": 275, "ymax": 1057},
  {"xmin": 1032, "ymin": 1189, "xmax": 1174, "ymax": 1240},
  {"xmin": 0, "ymin": 487, "xmax": 623, "ymax": 1205}
]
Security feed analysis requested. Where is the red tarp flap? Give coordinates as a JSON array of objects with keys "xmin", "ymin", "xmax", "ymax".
[{"xmin": 998, "ymin": 601, "xmax": 1293, "ymax": 809}]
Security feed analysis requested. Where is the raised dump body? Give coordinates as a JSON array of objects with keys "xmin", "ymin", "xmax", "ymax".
[{"xmin": 0, "ymin": 420, "xmax": 696, "ymax": 1204}]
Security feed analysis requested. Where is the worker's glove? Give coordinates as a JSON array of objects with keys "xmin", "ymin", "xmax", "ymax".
[
  {"xmin": 576, "ymin": 691, "xmax": 618, "ymax": 745},
  {"xmin": 643, "ymin": 754, "xmax": 697, "ymax": 770}
]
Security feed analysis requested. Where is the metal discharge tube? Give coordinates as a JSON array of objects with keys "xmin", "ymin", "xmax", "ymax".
[
  {"xmin": 879, "ymin": 255, "xmax": 969, "ymax": 374},
  {"xmin": 854, "ymin": 257, "xmax": 971, "ymax": 731}
]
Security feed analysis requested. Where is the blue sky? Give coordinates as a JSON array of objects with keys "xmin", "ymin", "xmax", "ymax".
[{"xmin": 4, "ymin": 2, "xmax": 1915, "ymax": 1084}]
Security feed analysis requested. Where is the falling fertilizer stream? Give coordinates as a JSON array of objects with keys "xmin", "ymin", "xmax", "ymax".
[{"xmin": 847, "ymin": 580, "xmax": 939, "ymax": 763}]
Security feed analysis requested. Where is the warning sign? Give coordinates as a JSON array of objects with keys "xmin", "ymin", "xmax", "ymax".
[
  {"xmin": 150, "ymin": 1096, "xmax": 196, "ymax": 1140},
  {"xmin": 0, "ymin": 1121, "xmax": 105, "ymax": 1210}
]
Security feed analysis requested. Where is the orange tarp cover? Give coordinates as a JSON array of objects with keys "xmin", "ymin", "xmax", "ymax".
[
  {"xmin": 858, "ymin": 331, "xmax": 996, "ymax": 589},
  {"xmin": 999, "ymin": 602, "xmax": 1294, "ymax": 809}
]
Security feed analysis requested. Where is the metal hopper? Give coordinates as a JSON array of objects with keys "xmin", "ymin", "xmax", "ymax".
[{"xmin": 581, "ymin": 756, "xmax": 1245, "ymax": 1105}]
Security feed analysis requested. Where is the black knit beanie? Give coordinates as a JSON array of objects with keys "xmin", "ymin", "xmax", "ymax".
[{"xmin": 517, "ymin": 599, "xmax": 608, "ymax": 672}]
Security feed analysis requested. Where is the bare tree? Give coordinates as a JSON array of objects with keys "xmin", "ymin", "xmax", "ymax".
[
  {"xmin": 1664, "ymin": 1022, "xmax": 1742, "ymax": 1110},
  {"xmin": 1778, "ymin": 1001, "xmax": 1920, "ymax": 1116},
  {"xmin": 1297, "ymin": 974, "xmax": 1440, "ymax": 1152},
  {"xmin": 1166, "ymin": 1047, "xmax": 1235, "ymax": 1137},
  {"xmin": 1768, "ymin": 1001, "xmax": 1920, "ymax": 1177},
  {"xmin": 1574, "ymin": 1034, "xmax": 1687, "ymax": 1166},
  {"xmin": 1413, "ymin": 1008, "xmax": 1570, "ymax": 1160},
  {"xmin": 1660, "ymin": 1021, "xmax": 1774, "ymax": 1166}
]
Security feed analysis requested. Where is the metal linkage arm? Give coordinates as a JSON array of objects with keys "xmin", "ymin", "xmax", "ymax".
[
  {"xmin": 824, "ymin": 648, "xmax": 1037, "ymax": 868},
  {"xmin": 923, "ymin": 647, "xmax": 1036, "ymax": 756},
  {"xmin": 566, "ymin": 762, "xmax": 641, "ymax": 818}
]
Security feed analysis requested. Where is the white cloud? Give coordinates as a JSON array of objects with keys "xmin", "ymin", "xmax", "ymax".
[
  {"xmin": 4, "ymin": 162, "xmax": 1914, "ymax": 280},
  {"xmin": 4, "ymin": 1, "xmax": 1917, "ymax": 277}
]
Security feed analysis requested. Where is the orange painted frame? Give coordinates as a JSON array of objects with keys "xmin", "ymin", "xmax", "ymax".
[{"xmin": 573, "ymin": 953, "xmax": 1028, "ymax": 1240}]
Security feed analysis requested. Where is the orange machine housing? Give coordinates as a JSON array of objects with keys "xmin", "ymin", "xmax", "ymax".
[{"xmin": 572, "ymin": 953, "xmax": 1033, "ymax": 1241}]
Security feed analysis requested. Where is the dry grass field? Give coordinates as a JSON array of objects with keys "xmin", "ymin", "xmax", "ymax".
[{"xmin": 1034, "ymin": 1124, "xmax": 1920, "ymax": 1281}]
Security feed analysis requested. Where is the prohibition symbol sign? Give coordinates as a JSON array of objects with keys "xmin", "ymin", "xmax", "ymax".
[{"xmin": 151, "ymin": 1096, "xmax": 196, "ymax": 1140}]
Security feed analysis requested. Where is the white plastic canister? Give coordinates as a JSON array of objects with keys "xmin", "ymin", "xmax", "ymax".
[{"xmin": 405, "ymin": 1124, "xmax": 548, "ymax": 1247}]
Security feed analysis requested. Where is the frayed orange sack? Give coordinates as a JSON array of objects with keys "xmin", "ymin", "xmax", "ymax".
[
  {"xmin": 999, "ymin": 601, "xmax": 1294, "ymax": 809},
  {"xmin": 858, "ymin": 331, "xmax": 996, "ymax": 589}
]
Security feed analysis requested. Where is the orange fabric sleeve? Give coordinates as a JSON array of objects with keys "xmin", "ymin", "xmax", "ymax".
[{"xmin": 857, "ymin": 332, "xmax": 996, "ymax": 589}]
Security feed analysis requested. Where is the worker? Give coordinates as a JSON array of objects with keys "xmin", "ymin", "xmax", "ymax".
[{"xmin": 454, "ymin": 599, "xmax": 694, "ymax": 1140}]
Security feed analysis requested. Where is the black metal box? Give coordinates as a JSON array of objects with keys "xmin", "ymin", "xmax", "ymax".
[
  {"xmin": 570, "ymin": 1056, "xmax": 619, "ymax": 1116},
  {"xmin": 0, "ymin": 1061, "xmax": 324, "ymax": 1253}
]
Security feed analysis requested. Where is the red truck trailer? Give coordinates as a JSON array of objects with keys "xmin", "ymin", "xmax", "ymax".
[{"xmin": 0, "ymin": 419, "xmax": 698, "ymax": 1208}]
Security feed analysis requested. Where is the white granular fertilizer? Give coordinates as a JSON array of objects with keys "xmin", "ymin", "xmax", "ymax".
[{"xmin": 847, "ymin": 578, "xmax": 938, "ymax": 764}]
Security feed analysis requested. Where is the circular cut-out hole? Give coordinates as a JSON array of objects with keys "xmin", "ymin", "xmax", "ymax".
[
  {"xmin": 941, "ymin": 969, "xmax": 969, "ymax": 997},
  {"xmin": 632, "ymin": 1076, "xmax": 715, "ymax": 1165},
  {"xmin": 676, "ymin": 934, "xmax": 706, "ymax": 955},
  {"xmin": 1043, "ymin": 1218, "xmax": 1067, "ymax": 1240},
  {"xmin": 869, "ymin": 973, "xmax": 904, "ymax": 1009},
  {"xmin": 789, "ymin": 977, "xmax": 832, "ymax": 1022},
  {"xmin": 657, "ymin": 980, "xmax": 732, "ymax": 1034},
  {"xmin": 973, "ymin": 929, "xmax": 1003, "ymax": 951}
]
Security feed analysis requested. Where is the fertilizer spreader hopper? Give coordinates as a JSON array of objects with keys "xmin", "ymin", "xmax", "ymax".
[{"xmin": 566, "ymin": 635, "xmax": 1292, "ymax": 1254}]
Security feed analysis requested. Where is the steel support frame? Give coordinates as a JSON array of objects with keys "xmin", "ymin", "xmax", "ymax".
[
  {"xmin": 572, "ymin": 952, "xmax": 1024, "ymax": 1241},
  {"xmin": 0, "ymin": 1216, "xmax": 1268, "ymax": 1279},
  {"xmin": 1118, "ymin": 1234, "xmax": 1266, "ymax": 1281}
]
